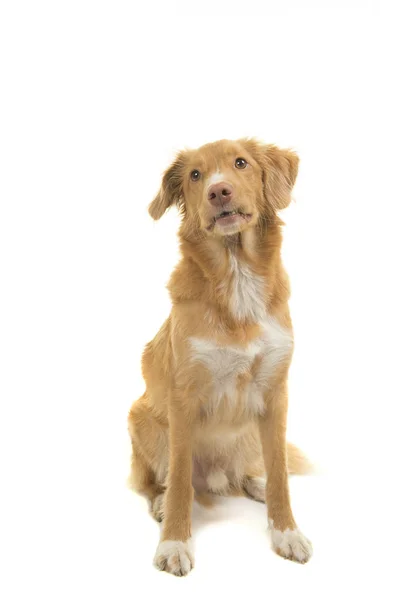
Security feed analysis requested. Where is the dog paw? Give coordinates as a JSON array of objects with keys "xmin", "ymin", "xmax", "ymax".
[
  {"xmin": 243, "ymin": 476, "xmax": 266, "ymax": 502},
  {"xmin": 151, "ymin": 493, "xmax": 164, "ymax": 522},
  {"xmin": 270, "ymin": 524, "xmax": 312, "ymax": 564},
  {"xmin": 153, "ymin": 540, "xmax": 194, "ymax": 576}
]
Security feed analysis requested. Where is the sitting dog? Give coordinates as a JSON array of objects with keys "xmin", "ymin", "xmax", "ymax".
[{"xmin": 128, "ymin": 138, "xmax": 312, "ymax": 576}]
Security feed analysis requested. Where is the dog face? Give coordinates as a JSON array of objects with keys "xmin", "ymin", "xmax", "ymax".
[{"xmin": 149, "ymin": 139, "xmax": 299, "ymax": 237}]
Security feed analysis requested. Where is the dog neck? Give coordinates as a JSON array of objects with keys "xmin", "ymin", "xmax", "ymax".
[
  {"xmin": 182, "ymin": 216, "xmax": 282, "ymax": 277},
  {"xmin": 168, "ymin": 216, "xmax": 288, "ymax": 324}
]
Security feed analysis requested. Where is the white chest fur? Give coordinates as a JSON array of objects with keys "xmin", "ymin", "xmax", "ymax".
[
  {"xmin": 218, "ymin": 254, "xmax": 267, "ymax": 323},
  {"xmin": 189, "ymin": 317, "xmax": 293, "ymax": 417}
]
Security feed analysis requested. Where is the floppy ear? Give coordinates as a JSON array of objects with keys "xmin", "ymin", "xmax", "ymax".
[
  {"xmin": 148, "ymin": 153, "xmax": 185, "ymax": 220},
  {"xmin": 243, "ymin": 140, "xmax": 299, "ymax": 211},
  {"xmin": 262, "ymin": 145, "xmax": 299, "ymax": 210}
]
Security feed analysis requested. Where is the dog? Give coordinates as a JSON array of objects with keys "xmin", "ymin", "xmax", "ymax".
[{"xmin": 128, "ymin": 138, "xmax": 312, "ymax": 576}]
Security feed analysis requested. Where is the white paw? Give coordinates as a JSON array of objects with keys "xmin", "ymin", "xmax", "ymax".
[
  {"xmin": 153, "ymin": 540, "xmax": 194, "ymax": 576},
  {"xmin": 244, "ymin": 476, "xmax": 266, "ymax": 502},
  {"xmin": 151, "ymin": 493, "xmax": 164, "ymax": 522},
  {"xmin": 270, "ymin": 524, "xmax": 312, "ymax": 564}
]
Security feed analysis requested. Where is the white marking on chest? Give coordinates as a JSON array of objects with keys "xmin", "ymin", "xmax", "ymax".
[
  {"xmin": 220, "ymin": 255, "xmax": 266, "ymax": 323},
  {"xmin": 190, "ymin": 317, "xmax": 293, "ymax": 415}
]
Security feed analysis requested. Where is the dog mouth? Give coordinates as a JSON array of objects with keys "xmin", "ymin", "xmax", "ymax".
[{"xmin": 207, "ymin": 210, "xmax": 252, "ymax": 230}]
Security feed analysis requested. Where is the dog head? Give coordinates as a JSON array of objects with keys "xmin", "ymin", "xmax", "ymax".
[{"xmin": 149, "ymin": 139, "xmax": 299, "ymax": 237}]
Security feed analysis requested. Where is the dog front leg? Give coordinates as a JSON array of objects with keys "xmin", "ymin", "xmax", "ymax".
[
  {"xmin": 153, "ymin": 399, "xmax": 194, "ymax": 576},
  {"xmin": 258, "ymin": 381, "xmax": 312, "ymax": 563}
]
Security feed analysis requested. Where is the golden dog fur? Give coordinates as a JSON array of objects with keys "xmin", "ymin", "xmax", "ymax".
[{"xmin": 128, "ymin": 138, "xmax": 312, "ymax": 576}]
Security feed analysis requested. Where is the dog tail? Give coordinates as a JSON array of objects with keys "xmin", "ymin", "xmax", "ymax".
[{"xmin": 287, "ymin": 442, "xmax": 313, "ymax": 475}]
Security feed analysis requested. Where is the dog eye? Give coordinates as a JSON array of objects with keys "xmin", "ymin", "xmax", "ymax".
[
  {"xmin": 190, "ymin": 170, "xmax": 201, "ymax": 181},
  {"xmin": 235, "ymin": 158, "xmax": 247, "ymax": 169}
]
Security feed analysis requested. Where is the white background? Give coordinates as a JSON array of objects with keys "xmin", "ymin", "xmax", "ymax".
[{"xmin": 1, "ymin": 1, "xmax": 399, "ymax": 598}]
